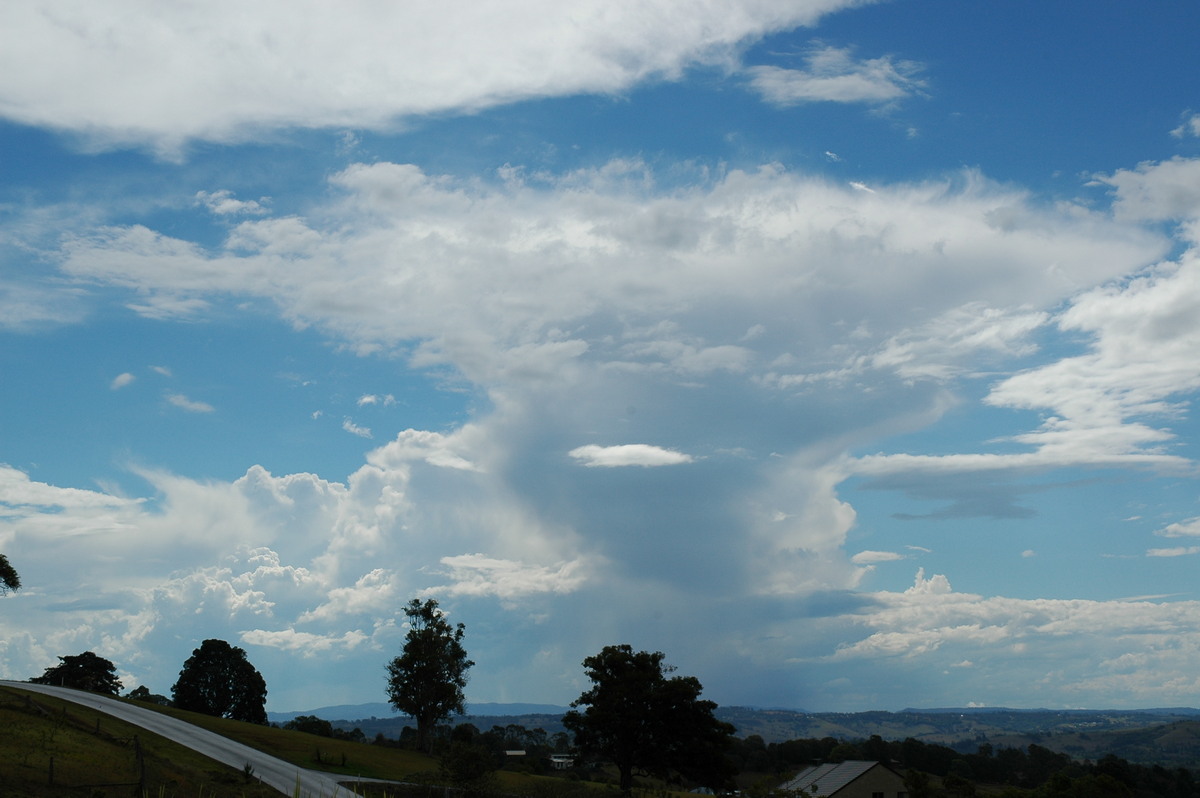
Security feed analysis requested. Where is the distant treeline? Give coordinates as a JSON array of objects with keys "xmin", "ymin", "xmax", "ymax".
[{"xmin": 727, "ymin": 733, "xmax": 1198, "ymax": 797}]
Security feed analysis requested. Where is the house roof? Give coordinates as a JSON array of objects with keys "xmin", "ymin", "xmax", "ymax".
[{"xmin": 780, "ymin": 760, "xmax": 884, "ymax": 797}]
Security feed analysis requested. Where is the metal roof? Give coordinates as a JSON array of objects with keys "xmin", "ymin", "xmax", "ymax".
[{"xmin": 780, "ymin": 760, "xmax": 881, "ymax": 797}]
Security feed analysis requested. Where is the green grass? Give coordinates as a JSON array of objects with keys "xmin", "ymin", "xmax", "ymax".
[
  {"xmin": 129, "ymin": 702, "xmax": 435, "ymax": 781},
  {"xmin": 0, "ymin": 685, "xmax": 280, "ymax": 797}
]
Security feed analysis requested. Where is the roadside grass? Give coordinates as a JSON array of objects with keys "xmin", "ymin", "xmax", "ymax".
[
  {"xmin": 132, "ymin": 702, "xmax": 435, "ymax": 781},
  {"xmin": 0, "ymin": 685, "xmax": 278, "ymax": 797}
]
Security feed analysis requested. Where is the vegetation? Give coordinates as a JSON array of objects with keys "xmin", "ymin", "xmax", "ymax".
[
  {"xmin": 172, "ymin": 638, "xmax": 269, "ymax": 724},
  {"xmin": 386, "ymin": 597, "xmax": 474, "ymax": 751},
  {"xmin": 30, "ymin": 650, "xmax": 123, "ymax": 694},
  {"xmin": 726, "ymin": 732, "xmax": 1198, "ymax": 798},
  {"xmin": 283, "ymin": 713, "xmax": 367, "ymax": 742},
  {"xmin": 0, "ymin": 552, "xmax": 18, "ymax": 594},
  {"xmin": 127, "ymin": 683, "xmax": 174, "ymax": 705},
  {"xmin": 563, "ymin": 644, "xmax": 736, "ymax": 794},
  {"xmin": 0, "ymin": 684, "xmax": 278, "ymax": 797},
  {"xmin": 15, "ymin": 618, "xmax": 1200, "ymax": 798}
]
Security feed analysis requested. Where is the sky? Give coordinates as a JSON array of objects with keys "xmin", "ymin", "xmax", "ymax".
[{"xmin": 2, "ymin": 0, "xmax": 1200, "ymax": 715}]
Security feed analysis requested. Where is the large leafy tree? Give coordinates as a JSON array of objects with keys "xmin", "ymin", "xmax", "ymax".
[
  {"xmin": 386, "ymin": 598, "xmax": 474, "ymax": 750},
  {"xmin": 563, "ymin": 644, "xmax": 736, "ymax": 794},
  {"xmin": 171, "ymin": 639, "xmax": 268, "ymax": 724},
  {"xmin": 0, "ymin": 553, "xmax": 19, "ymax": 595},
  {"xmin": 30, "ymin": 651, "xmax": 123, "ymax": 695}
]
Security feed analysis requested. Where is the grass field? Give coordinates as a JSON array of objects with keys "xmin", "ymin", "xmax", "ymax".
[
  {"xmin": 130, "ymin": 701, "xmax": 437, "ymax": 782},
  {"xmin": 0, "ymin": 685, "xmax": 631, "ymax": 798},
  {"xmin": 0, "ymin": 685, "xmax": 280, "ymax": 797}
]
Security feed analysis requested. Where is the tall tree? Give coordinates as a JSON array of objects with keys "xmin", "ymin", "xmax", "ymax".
[
  {"xmin": 0, "ymin": 553, "xmax": 19, "ymax": 594},
  {"xmin": 171, "ymin": 639, "xmax": 268, "ymax": 724},
  {"xmin": 563, "ymin": 644, "xmax": 736, "ymax": 794},
  {"xmin": 30, "ymin": 651, "xmax": 122, "ymax": 694},
  {"xmin": 386, "ymin": 598, "xmax": 474, "ymax": 750}
]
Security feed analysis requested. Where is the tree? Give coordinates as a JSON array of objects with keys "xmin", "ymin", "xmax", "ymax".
[
  {"xmin": 30, "ymin": 651, "xmax": 123, "ymax": 694},
  {"xmin": 440, "ymin": 740, "xmax": 499, "ymax": 787},
  {"xmin": 125, "ymin": 685, "xmax": 172, "ymax": 705},
  {"xmin": 386, "ymin": 598, "xmax": 473, "ymax": 751},
  {"xmin": 0, "ymin": 553, "xmax": 19, "ymax": 595},
  {"xmin": 562, "ymin": 644, "xmax": 736, "ymax": 794},
  {"xmin": 285, "ymin": 715, "xmax": 335, "ymax": 737},
  {"xmin": 171, "ymin": 639, "xmax": 268, "ymax": 724}
]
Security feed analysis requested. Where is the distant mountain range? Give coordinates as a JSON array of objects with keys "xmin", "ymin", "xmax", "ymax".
[
  {"xmin": 268, "ymin": 701, "xmax": 570, "ymax": 723},
  {"xmin": 268, "ymin": 702, "xmax": 1199, "ymax": 738}
]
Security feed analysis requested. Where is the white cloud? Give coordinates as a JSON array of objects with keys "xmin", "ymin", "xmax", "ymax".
[
  {"xmin": 870, "ymin": 302, "xmax": 1048, "ymax": 381},
  {"xmin": 1094, "ymin": 157, "xmax": 1200, "ymax": 226},
  {"xmin": 0, "ymin": 0, "xmax": 875, "ymax": 154},
  {"xmin": 856, "ymin": 246, "xmax": 1200, "ymax": 489},
  {"xmin": 298, "ymin": 569, "xmax": 400, "ymax": 623},
  {"xmin": 196, "ymin": 190, "xmax": 268, "ymax": 216},
  {"xmin": 110, "ymin": 372, "xmax": 135, "ymax": 390},
  {"xmin": 902, "ymin": 568, "xmax": 952, "ymax": 595},
  {"xmin": 369, "ymin": 428, "xmax": 480, "ymax": 472},
  {"xmin": 342, "ymin": 418, "xmax": 372, "ymax": 438},
  {"xmin": 424, "ymin": 554, "xmax": 593, "ymax": 601},
  {"xmin": 0, "ymin": 464, "xmax": 140, "ymax": 512},
  {"xmin": 746, "ymin": 45, "xmax": 924, "ymax": 107},
  {"xmin": 357, "ymin": 394, "xmax": 396, "ymax": 407},
  {"xmin": 1170, "ymin": 112, "xmax": 1200, "ymax": 139},
  {"xmin": 569, "ymin": 443, "xmax": 695, "ymax": 467},
  {"xmin": 850, "ymin": 550, "xmax": 905, "ymax": 564},
  {"xmin": 1157, "ymin": 517, "xmax": 1200, "ymax": 538},
  {"xmin": 56, "ymin": 163, "xmax": 1162, "ymax": 393},
  {"xmin": 127, "ymin": 296, "xmax": 211, "ymax": 320},
  {"xmin": 240, "ymin": 628, "xmax": 369, "ymax": 657},
  {"xmin": 167, "ymin": 393, "xmax": 214, "ymax": 413},
  {"xmin": 790, "ymin": 569, "xmax": 1200, "ymax": 705},
  {"xmin": 1147, "ymin": 546, "xmax": 1200, "ymax": 558},
  {"xmin": 0, "ymin": 279, "xmax": 87, "ymax": 331}
]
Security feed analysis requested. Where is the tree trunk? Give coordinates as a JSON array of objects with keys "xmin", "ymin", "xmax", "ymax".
[{"xmin": 417, "ymin": 715, "xmax": 434, "ymax": 753}]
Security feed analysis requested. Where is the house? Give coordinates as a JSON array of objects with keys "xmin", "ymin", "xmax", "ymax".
[
  {"xmin": 778, "ymin": 760, "xmax": 907, "ymax": 798},
  {"xmin": 548, "ymin": 753, "xmax": 575, "ymax": 770}
]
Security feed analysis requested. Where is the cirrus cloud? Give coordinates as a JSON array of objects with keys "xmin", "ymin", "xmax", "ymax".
[{"xmin": 746, "ymin": 45, "xmax": 925, "ymax": 107}]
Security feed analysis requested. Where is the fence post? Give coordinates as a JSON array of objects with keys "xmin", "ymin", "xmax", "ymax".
[{"xmin": 136, "ymin": 735, "xmax": 146, "ymax": 795}]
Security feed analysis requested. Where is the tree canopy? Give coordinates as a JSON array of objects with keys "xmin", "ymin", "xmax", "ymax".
[
  {"xmin": 30, "ymin": 651, "xmax": 122, "ymax": 695},
  {"xmin": 386, "ymin": 597, "xmax": 474, "ymax": 750},
  {"xmin": 563, "ymin": 644, "xmax": 736, "ymax": 794},
  {"xmin": 125, "ymin": 684, "xmax": 172, "ymax": 705},
  {"xmin": 171, "ymin": 638, "xmax": 268, "ymax": 724},
  {"xmin": 0, "ymin": 553, "xmax": 19, "ymax": 594}
]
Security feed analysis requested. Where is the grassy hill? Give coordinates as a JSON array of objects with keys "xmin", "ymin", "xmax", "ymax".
[
  {"xmin": 0, "ymin": 685, "xmax": 617, "ymax": 798},
  {"xmin": 1, "ymin": 684, "xmax": 280, "ymax": 797},
  {"xmin": 989, "ymin": 720, "xmax": 1200, "ymax": 770}
]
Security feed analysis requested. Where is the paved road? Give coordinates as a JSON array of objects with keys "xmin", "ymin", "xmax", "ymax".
[{"xmin": 2, "ymin": 681, "xmax": 354, "ymax": 797}]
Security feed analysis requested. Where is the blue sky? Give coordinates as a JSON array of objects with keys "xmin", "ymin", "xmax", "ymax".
[{"xmin": 3, "ymin": 0, "xmax": 1200, "ymax": 714}]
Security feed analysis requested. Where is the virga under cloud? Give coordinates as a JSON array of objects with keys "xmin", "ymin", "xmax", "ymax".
[{"xmin": 2, "ymin": 1, "xmax": 1200, "ymax": 713}]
